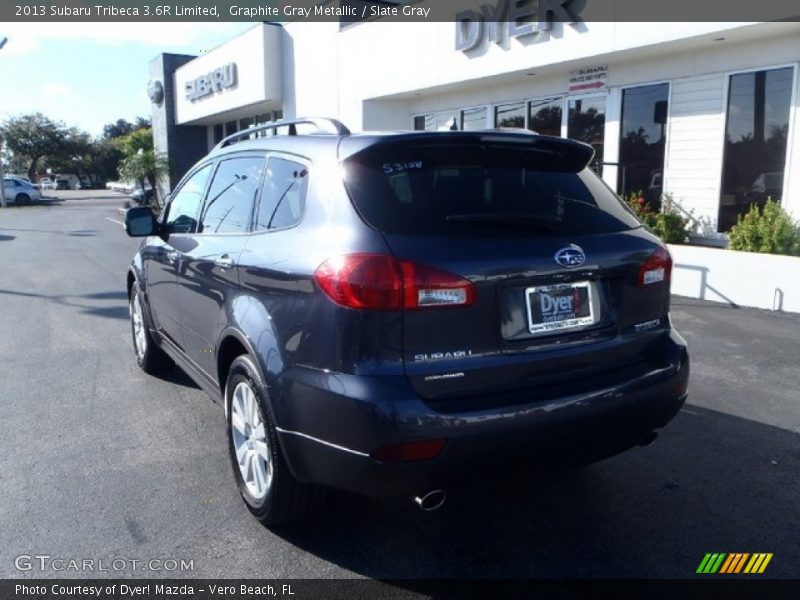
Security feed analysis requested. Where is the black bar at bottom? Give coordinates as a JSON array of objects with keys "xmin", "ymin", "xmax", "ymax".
[{"xmin": 2, "ymin": 579, "xmax": 800, "ymax": 600}]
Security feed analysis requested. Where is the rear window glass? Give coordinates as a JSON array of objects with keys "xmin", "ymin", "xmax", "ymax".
[{"xmin": 343, "ymin": 142, "xmax": 640, "ymax": 236}]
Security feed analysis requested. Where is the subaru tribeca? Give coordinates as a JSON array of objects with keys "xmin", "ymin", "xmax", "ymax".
[{"xmin": 125, "ymin": 118, "xmax": 688, "ymax": 525}]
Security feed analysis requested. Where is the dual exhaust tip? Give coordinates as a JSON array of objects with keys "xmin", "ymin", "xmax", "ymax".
[{"xmin": 413, "ymin": 489, "xmax": 446, "ymax": 511}]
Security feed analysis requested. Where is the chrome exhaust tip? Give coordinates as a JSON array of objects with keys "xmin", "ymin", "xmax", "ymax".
[
  {"xmin": 414, "ymin": 490, "xmax": 446, "ymax": 511},
  {"xmin": 638, "ymin": 431, "xmax": 658, "ymax": 447}
]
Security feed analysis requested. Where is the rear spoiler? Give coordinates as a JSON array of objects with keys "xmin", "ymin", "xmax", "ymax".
[{"xmin": 339, "ymin": 132, "xmax": 595, "ymax": 172}]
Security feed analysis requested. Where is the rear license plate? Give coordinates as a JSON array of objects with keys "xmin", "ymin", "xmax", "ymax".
[{"xmin": 525, "ymin": 281, "xmax": 597, "ymax": 335}]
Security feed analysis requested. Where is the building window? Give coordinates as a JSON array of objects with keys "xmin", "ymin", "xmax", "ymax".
[
  {"xmin": 461, "ymin": 107, "xmax": 487, "ymax": 131},
  {"xmin": 213, "ymin": 124, "xmax": 224, "ymax": 145},
  {"xmin": 495, "ymin": 102, "xmax": 525, "ymax": 129},
  {"xmin": 413, "ymin": 114, "xmax": 436, "ymax": 131},
  {"xmin": 618, "ymin": 83, "xmax": 669, "ymax": 206},
  {"xmin": 224, "ymin": 121, "xmax": 238, "ymax": 137},
  {"xmin": 529, "ymin": 97, "xmax": 562, "ymax": 136},
  {"xmin": 436, "ymin": 112, "xmax": 459, "ymax": 130},
  {"xmin": 568, "ymin": 96, "xmax": 605, "ymax": 171},
  {"xmin": 719, "ymin": 67, "xmax": 793, "ymax": 231},
  {"xmin": 253, "ymin": 113, "xmax": 271, "ymax": 137}
]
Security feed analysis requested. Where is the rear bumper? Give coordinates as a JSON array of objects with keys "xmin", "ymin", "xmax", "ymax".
[{"xmin": 274, "ymin": 330, "xmax": 689, "ymax": 498}]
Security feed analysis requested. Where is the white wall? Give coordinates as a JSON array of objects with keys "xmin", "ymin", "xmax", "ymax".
[
  {"xmin": 664, "ymin": 74, "xmax": 727, "ymax": 226},
  {"xmin": 669, "ymin": 244, "xmax": 800, "ymax": 313}
]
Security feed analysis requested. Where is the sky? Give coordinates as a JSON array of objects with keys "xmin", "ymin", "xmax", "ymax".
[{"xmin": 0, "ymin": 22, "xmax": 255, "ymax": 136}]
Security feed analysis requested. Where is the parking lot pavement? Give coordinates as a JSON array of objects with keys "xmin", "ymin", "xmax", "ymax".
[{"xmin": 0, "ymin": 196, "xmax": 798, "ymax": 581}]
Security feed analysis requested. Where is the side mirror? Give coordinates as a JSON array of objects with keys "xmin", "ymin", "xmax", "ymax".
[{"xmin": 125, "ymin": 206, "xmax": 157, "ymax": 237}]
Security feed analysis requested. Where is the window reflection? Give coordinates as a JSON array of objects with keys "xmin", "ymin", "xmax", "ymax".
[
  {"xmin": 461, "ymin": 107, "xmax": 487, "ymax": 131},
  {"xmin": 529, "ymin": 97, "xmax": 562, "ymax": 137},
  {"xmin": 568, "ymin": 96, "xmax": 605, "ymax": 170},
  {"xmin": 619, "ymin": 84, "xmax": 669, "ymax": 208},
  {"xmin": 719, "ymin": 67, "xmax": 792, "ymax": 231},
  {"xmin": 495, "ymin": 102, "xmax": 525, "ymax": 129}
]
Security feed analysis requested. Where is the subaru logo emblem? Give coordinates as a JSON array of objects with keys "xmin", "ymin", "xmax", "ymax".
[{"xmin": 554, "ymin": 245, "xmax": 586, "ymax": 268}]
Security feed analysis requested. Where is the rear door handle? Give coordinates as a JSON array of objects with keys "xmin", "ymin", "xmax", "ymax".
[{"xmin": 214, "ymin": 255, "xmax": 235, "ymax": 270}]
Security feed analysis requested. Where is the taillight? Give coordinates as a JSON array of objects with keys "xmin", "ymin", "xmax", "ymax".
[
  {"xmin": 371, "ymin": 438, "xmax": 447, "ymax": 462},
  {"xmin": 314, "ymin": 254, "xmax": 403, "ymax": 309},
  {"xmin": 637, "ymin": 247, "xmax": 672, "ymax": 287},
  {"xmin": 314, "ymin": 254, "xmax": 475, "ymax": 310}
]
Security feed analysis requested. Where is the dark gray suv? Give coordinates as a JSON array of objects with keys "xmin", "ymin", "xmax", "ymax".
[{"xmin": 125, "ymin": 118, "xmax": 689, "ymax": 525}]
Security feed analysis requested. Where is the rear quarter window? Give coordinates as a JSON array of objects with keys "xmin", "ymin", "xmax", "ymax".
[{"xmin": 343, "ymin": 142, "xmax": 640, "ymax": 236}]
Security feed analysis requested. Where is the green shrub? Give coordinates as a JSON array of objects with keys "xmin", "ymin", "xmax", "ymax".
[
  {"xmin": 624, "ymin": 192, "xmax": 690, "ymax": 244},
  {"xmin": 728, "ymin": 199, "xmax": 800, "ymax": 256}
]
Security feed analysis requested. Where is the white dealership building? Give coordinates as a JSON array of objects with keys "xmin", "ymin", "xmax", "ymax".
[{"xmin": 149, "ymin": 14, "xmax": 800, "ymax": 235}]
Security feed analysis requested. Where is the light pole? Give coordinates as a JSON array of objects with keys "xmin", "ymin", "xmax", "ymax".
[
  {"xmin": 0, "ymin": 132, "xmax": 6, "ymax": 209},
  {"xmin": 0, "ymin": 37, "xmax": 6, "ymax": 207}
]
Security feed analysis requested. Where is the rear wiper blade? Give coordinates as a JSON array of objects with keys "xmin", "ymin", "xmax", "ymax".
[{"xmin": 444, "ymin": 213, "xmax": 561, "ymax": 228}]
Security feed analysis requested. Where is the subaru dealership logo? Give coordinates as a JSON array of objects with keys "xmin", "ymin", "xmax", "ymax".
[{"xmin": 554, "ymin": 245, "xmax": 586, "ymax": 268}]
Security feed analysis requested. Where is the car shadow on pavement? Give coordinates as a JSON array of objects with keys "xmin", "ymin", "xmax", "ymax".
[
  {"xmin": 154, "ymin": 365, "xmax": 201, "ymax": 390},
  {"xmin": 272, "ymin": 405, "xmax": 799, "ymax": 580},
  {"xmin": 83, "ymin": 290, "xmax": 129, "ymax": 300}
]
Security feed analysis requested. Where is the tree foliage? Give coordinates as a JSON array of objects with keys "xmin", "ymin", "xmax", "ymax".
[
  {"xmin": 625, "ymin": 192, "xmax": 691, "ymax": 244},
  {"xmin": 2, "ymin": 113, "xmax": 68, "ymax": 180},
  {"xmin": 1, "ymin": 113, "xmax": 151, "ymax": 186},
  {"xmin": 103, "ymin": 117, "xmax": 151, "ymax": 140},
  {"xmin": 728, "ymin": 199, "xmax": 800, "ymax": 256},
  {"xmin": 115, "ymin": 127, "xmax": 169, "ymax": 208}
]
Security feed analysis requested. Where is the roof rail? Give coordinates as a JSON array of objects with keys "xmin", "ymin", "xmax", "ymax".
[{"xmin": 215, "ymin": 117, "xmax": 351, "ymax": 150}]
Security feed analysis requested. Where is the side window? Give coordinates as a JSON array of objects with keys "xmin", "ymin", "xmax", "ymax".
[
  {"xmin": 200, "ymin": 156, "xmax": 264, "ymax": 234},
  {"xmin": 255, "ymin": 157, "xmax": 309, "ymax": 231},
  {"xmin": 165, "ymin": 164, "xmax": 213, "ymax": 234}
]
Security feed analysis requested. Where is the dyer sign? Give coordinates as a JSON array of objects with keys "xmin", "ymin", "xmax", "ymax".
[
  {"xmin": 455, "ymin": 0, "xmax": 578, "ymax": 52},
  {"xmin": 185, "ymin": 63, "xmax": 237, "ymax": 102}
]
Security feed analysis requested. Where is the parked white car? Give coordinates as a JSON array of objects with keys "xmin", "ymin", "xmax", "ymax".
[
  {"xmin": 3, "ymin": 177, "xmax": 43, "ymax": 205},
  {"xmin": 39, "ymin": 178, "xmax": 57, "ymax": 190}
]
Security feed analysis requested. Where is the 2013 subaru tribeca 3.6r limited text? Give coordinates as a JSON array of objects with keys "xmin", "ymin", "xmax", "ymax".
[{"xmin": 124, "ymin": 118, "xmax": 688, "ymax": 525}]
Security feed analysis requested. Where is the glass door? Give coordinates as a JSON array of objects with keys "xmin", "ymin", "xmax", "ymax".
[{"xmin": 567, "ymin": 95, "xmax": 606, "ymax": 172}]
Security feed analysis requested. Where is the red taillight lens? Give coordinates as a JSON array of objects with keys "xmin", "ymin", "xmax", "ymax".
[
  {"xmin": 314, "ymin": 254, "xmax": 403, "ymax": 309},
  {"xmin": 314, "ymin": 254, "xmax": 475, "ymax": 310},
  {"xmin": 637, "ymin": 247, "xmax": 672, "ymax": 288},
  {"xmin": 371, "ymin": 438, "xmax": 447, "ymax": 462}
]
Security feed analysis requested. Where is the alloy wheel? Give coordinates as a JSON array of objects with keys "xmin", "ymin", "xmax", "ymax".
[{"xmin": 230, "ymin": 381, "xmax": 272, "ymax": 500}]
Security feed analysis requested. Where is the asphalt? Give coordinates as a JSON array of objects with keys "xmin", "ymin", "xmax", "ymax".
[{"xmin": 0, "ymin": 192, "xmax": 798, "ymax": 584}]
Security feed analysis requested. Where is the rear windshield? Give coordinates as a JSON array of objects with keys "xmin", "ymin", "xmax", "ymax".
[{"xmin": 343, "ymin": 142, "xmax": 641, "ymax": 236}]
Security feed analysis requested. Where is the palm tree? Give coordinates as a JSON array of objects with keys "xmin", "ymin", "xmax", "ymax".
[{"xmin": 115, "ymin": 128, "xmax": 169, "ymax": 209}]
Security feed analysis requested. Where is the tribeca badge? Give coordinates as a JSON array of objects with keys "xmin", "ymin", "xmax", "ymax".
[{"xmin": 185, "ymin": 63, "xmax": 237, "ymax": 102}]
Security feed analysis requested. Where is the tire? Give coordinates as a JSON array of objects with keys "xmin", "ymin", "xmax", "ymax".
[
  {"xmin": 225, "ymin": 354, "xmax": 323, "ymax": 526},
  {"xmin": 16, "ymin": 193, "xmax": 31, "ymax": 206},
  {"xmin": 129, "ymin": 283, "xmax": 173, "ymax": 374}
]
